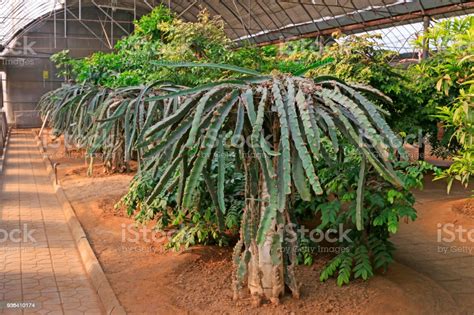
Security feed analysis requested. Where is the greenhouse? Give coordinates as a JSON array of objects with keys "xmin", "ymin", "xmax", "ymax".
[{"xmin": 0, "ymin": 0, "xmax": 473, "ymax": 314}]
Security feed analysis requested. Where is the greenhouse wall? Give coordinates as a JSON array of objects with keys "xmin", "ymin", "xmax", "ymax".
[{"xmin": 0, "ymin": 6, "xmax": 134, "ymax": 127}]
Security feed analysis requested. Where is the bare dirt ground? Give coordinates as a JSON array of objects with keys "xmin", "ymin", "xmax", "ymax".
[
  {"xmin": 453, "ymin": 198, "xmax": 474, "ymax": 219},
  {"xmin": 38, "ymin": 131, "xmax": 470, "ymax": 314},
  {"xmin": 392, "ymin": 175, "xmax": 474, "ymax": 314}
]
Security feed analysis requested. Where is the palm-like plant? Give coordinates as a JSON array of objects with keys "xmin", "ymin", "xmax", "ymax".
[
  {"xmin": 39, "ymin": 57, "xmax": 408, "ymax": 301},
  {"xmin": 137, "ymin": 74, "xmax": 406, "ymax": 303},
  {"xmin": 39, "ymin": 84, "xmax": 102, "ymax": 142},
  {"xmin": 84, "ymin": 83, "xmax": 182, "ymax": 172},
  {"xmin": 39, "ymin": 83, "xmax": 110, "ymax": 171},
  {"xmin": 39, "ymin": 82, "xmax": 181, "ymax": 173}
]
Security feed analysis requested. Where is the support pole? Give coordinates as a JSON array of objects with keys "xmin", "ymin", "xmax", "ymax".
[
  {"xmin": 92, "ymin": 0, "xmax": 130, "ymax": 35},
  {"xmin": 53, "ymin": 8, "xmax": 57, "ymax": 48},
  {"xmin": 66, "ymin": 8, "xmax": 110, "ymax": 48},
  {"xmin": 39, "ymin": 110, "xmax": 50, "ymax": 139},
  {"xmin": 418, "ymin": 15, "xmax": 430, "ymax": 161},
  {"xmin": 133, "ymin": 0, "xmax": 136, "ymax": 21},
  {"xmin": 418, "ymin": 129, "xmax": 425, "ymax": 161},
  {"xmin": 64, "ymin": 0, "xmax": 67, "ymax": 38},
  {"xmin": 111, "ymin": 9, "xmax": 114, "ymax": 47},
  {"xmin": 319, "ymin": 35, "xmax": 324, "ymax": 55},
  {"xmin": 422, "ymin": 16, "xmax": 430, "ymax": 60}
]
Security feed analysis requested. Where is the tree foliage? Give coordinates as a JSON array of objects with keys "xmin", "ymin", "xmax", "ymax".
[
  {"xmin": 415, "ymin": 16, "xmax": 474, "ymax": 191},
  {"xmin": 309, "ymin": 33, "xmax": 430, "ymax": 136}
]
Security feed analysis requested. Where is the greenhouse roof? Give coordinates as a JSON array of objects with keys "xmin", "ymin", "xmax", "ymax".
[
  {"xmin": 0, "ymin": 0, "xmax": 63, "ymax": 47},
  {"xmin": 0, "ymin": 0, "xmax": 472, "ymax": 49}
]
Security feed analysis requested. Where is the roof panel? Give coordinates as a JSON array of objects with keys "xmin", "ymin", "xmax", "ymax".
[
  {"xmin": 0, "ymin": 0, "xmax": 63, "ymax": 46},
  {"xmin": 0, "ymin": 0, "xmax": 471, "ymax": 49}
]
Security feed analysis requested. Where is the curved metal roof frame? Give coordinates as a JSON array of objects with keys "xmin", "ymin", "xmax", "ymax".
[
  {"xmin": 163, "ymin": 0, "xmax": 473, "ymax": 45},
  {"xmin": 1, "ymin": 0, "xmax": 472, "ymax": 50},
  {"xmin": 0, "ymin": 0, "xmax": 153, "ymax": 49},
  {"xmin": 0, "ymin": 0, "xmax": 63, "ymax": 48}
]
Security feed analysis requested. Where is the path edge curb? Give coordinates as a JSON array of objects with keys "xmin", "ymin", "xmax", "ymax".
[
  {"xmin": 0, "ymin": 128, "xmax": 11, "ymax": 174},
  {"xmin": 33, "ymin": 131, "xmax": 126, "ymax": 315}
]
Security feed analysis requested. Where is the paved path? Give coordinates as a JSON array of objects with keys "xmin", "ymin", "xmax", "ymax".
[
  {"xmin": 0, "ymin": 130, "xmax": 103, "ymax": 314},
  {"xmin": 393, "ymin": 185, "xmax": 474, "ymax": 315}
]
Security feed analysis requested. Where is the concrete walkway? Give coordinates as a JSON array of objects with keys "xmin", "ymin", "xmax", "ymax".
[{"xmin": 0, "ymin": 130, "xmax": 103, "ymax": 314}]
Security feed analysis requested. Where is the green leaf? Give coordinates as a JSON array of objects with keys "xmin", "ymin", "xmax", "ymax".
[
  {"xmin": 287, "ymin": 79, "xmax": 323, "ymax": 195},
  {"xmin": 182, "ymin": 90, "xmax": 239, "ymax": 208},
  {"xmin": 217, "ymin": 136, "xmax": 226, "ymax": 214},
  {"xmin": 315, "ymin": 108, "xmax": 339, "ymax": 153},
  {"xmin": 295, "ymin": 88, "xmax": 320, "ymax": 160},
  {"xmin": 231, "ymin": 101, "xmax": 245, "ymax": 147},
  {"xmin": 150, "ymin": 61, "xmax": 262, "ymax": 76},
  {"xmin": 256, "ymin": 204, "xmax": 276, "ymax": 245},
  {"xmin": 291, "ymin": 150, "xmax": 312, "ymax": 201},
  {"xmin": 145, "ymin": 154, "xmax": 182, "ymax": 205},
  {"xmin": 142, "ymin": 94, "xmax": 199, "ymax": 142},
  {"xmin": 356, "ymin": 157, "xmax": 366, "ymax": 231},
  {"xmin": 293, "ymin": 57, "xmax": 335, "ymax": 76},
  {"xmin": 273, "ymin": 80, "xmax": 291, "ymax": 203},
  {"xmin": 185, "ymin": 86, "xmax": 228, "ymax": 148}
]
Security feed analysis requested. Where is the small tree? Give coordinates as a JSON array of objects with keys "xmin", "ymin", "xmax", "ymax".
[{"xmin": 139, "ymin": 74, "xmax": 406, "ymax": 303}]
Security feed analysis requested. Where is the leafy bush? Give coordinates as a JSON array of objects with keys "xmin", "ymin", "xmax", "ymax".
[
  {"xmin": 133, "ymin": 5, "xmax": 175, "ymax": 40},
  {"xmin": 117, "ymin": 147, "xmax": 245, "ymax": 249},
  {"xmin": 414, "ymin": 16, "xmax": 474, "ymax": 191},
  {"xmin": 51, "ymin": 7, "xmax": 253, "ymax": 88},
  {"xmin": 308, "ymin": 147, "xmax": 439, "ymax": 285}
]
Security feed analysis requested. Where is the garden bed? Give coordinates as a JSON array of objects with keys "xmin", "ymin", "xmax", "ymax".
[{"xmin": 37, "ymin": 130, "xmax": 465, "ymax": 314}]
